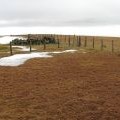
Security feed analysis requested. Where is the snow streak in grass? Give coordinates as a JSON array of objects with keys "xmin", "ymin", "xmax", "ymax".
[{"xmin": 0, "ymin": 50, "xmax": 77, "ymax": 66}]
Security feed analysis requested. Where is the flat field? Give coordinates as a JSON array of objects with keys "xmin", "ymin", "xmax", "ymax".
[{"xmin": 0, "ymin": 51, "xmax": 120, "ymax": 120}]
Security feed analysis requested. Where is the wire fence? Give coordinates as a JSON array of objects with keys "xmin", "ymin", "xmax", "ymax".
[{"xmin": 9, "ymin": 34, "xmax": 120, "ymax": 55}]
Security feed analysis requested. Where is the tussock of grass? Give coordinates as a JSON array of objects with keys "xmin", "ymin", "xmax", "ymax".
[{"xmin": 0, "ymin": 44, "xmax": 9, "ymax": 52}]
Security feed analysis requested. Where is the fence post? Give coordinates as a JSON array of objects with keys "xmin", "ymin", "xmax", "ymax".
[
  {"xmin": 93, "ymin": 37, "xmax": 95, "ymax": 48},
  {"xmin": 66, "ymin": 35, "xmax": 67, "ymax": 47},
  {"xmin": 10, "ymin": 42, "xmax": 13, "ymax": 55},
  {"xmin": 28, "ymin": 34, "xmax": 32, "ymax": 52},
  {"xmin": 68, "ymin": 35, "xmax": 71, "ymax": 47},
  {"xmin": 30, "ymin": 40, "xmax": 32, "ymax": 52},
  {"xmin": 84, "ymin": 36, "xmax": 87, "ymax": 47},
  {"xmin": 78, "ymin": 36, "xmax": 81, "ymax": 47},
  {"xmin": 112, "ymin": 40, "xmax": 114, "ymax": 52},
  {"xmin": 54, "ymin": 34, "xmax": 56, "ymax": 40},
  {"xmin": 44, "ymin": 39, "xmax": 46, "ymax": 50},
  {"xmin": 41, "ymin": 34, "xmax": 43, "ymax": 41},
  {"xmin": 77, "ymin": 36, "xmax": 79, "ymax": 46},
  {"xmin": 58, "ymin": 39, "xmax": 60, "ymax": 48},
  {"xmin": 85, "ymin": 36, "xmax": 87, "ymax": 47},
  {"xmin": 101, "ymin": 39, "xmax": 103, "ymax": 51}
]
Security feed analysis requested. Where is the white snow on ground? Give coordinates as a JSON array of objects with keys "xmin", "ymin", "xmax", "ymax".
[
  {"xmin": 51, "ymin": 51, "xmax": 63, "ymax": 54},
  {"xmin": 0, "ymin": 52, "xmax": 52, "ymax": 66},
  {"xmin": 51, "ymin": 50, "xmax": 77, "ymax": 54},
  {"xmin": 0, "ymin": 36, "xmax": 25, "ymax": 44},
  {"xmin": 12, "ymin": 46, "xmax": 36, "ymax": 51},
  {"xmin": 62, "ymin": 50, "xmax": 77, "ymax": 53},
  {"xmin": 0, "ymin": 50, "xmax": 77, "ymax": 66}
]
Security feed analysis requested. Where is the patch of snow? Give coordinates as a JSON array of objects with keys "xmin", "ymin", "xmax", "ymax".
[
  {"xmin": 0, "ymin": 52, "xmax": 52, "ymax": 66},
  {"xmin": 0, "ymin": 36, "xmax": 25, "ymax": 44},
  {"xmin": 63, "ymin": 50, "xmax": 77, "ymax": 53},
  {"xmin": 51, "ymin": 51, "xmax": 63, "ymax": 54},
  {"xmin": 51, "ymin": 50, "xmax": 77, "ymax": 54},
  {"xmin": 0, "ymin": 49, "xmax": 77, "ymax": 66}
]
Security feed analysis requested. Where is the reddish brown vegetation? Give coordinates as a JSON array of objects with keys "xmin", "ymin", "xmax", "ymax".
[{"xmin": 0, "ymin": 52, "xmax": 120, "ymax": 120}]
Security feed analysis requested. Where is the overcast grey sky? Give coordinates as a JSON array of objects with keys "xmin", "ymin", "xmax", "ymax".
[{"xmin": 0, "ymin": 0, "xmax": 120, "ymax": 27}]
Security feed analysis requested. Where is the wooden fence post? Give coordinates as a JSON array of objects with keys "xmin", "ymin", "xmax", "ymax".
[
  {"xmin": 68, "ymin": 35, "xmax": 71, "ymax": 47},
  {"xmin": 76, "ymin": 36, "xmax": 78, "ymax": 46},
  {"xmin": 58, "ymin": 39, "xmax": 60, "ymax": 48},
  {"xmin": 54, "ymin": 34, "xmax": 56, "ymax": 40},
  {"xmin": 66, "ymin": 35, "xmax": 68, "ymax": 47},
  {"xmin": 78, "ymin": 36, "xmax": 81, "ymax": 47},
  {"xmin": 101, "ymin": 39, "xmax": 103, "ymax": 51},
  {"xmin": 44, "ymin": 39, "xmax": 46, "ymax": 50},
  {"xmin": 84, "ymin": 36, "xmax": 87, "ymax": 47},
  {"xmin": 10, "ymin": 42, "xmax": 13, "ymax": 55},
  {"xmin": 112, "ymin": 40, "xmax": 114, "ymax": 52},
  {"xmin": 41, "ymin": 34, "xmax": 43, "ymax": 41},
  {"xmin": 93, "ymin": 37, "xmax": 95, "ymax": 48},
  {"xmin": 30, "ymin": 40, "xmax": 32, "ymax": 52},
  {"xmin": 28, "ymin": 34, "xmax": 32, "ymax": 52},
  {"xmin": 56, "ymin": 34, "xmax": 57, "ymax": 40}
]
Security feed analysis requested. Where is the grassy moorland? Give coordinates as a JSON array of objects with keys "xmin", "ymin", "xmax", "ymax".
[
  {"xmin": 1, "ymin": 34, "xmax": 120, "ymax": 55},
  {"xmin": 0, "ymin": 35, "xmax": 120, "ymax": 119},
  {"xmin": 0, "ymin": 51, "xmax": 120, "ymax": 120}
]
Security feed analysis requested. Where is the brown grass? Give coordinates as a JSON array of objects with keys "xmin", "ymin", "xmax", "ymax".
[{"xmin": 0, "ymin": 51, "xmax": 120, "ymax": 119}]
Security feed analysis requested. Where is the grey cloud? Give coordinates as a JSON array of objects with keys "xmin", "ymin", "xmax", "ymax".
[{"xmin": 0, "ymin": 0, "xmax": 120, "ymax": 27}]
